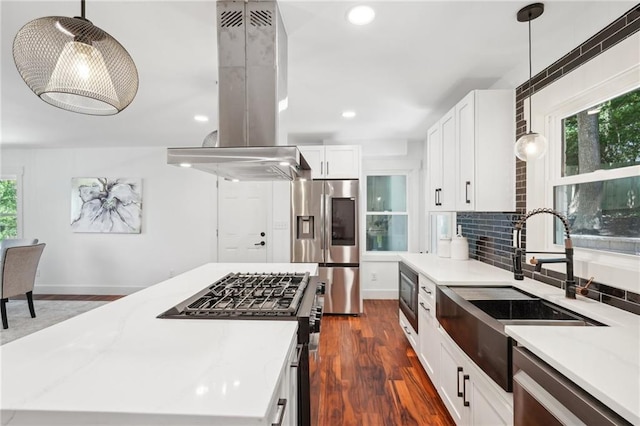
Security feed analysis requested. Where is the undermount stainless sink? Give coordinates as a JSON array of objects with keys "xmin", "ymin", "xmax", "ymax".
[
  {"xmin": 451, "ymin": 286, "xmax": 605, "ymax": 326},
  {"xmin": 436, "ymin": 285, "xmax": 605, "ymax": 392},
  {"xmin": 469, "ymin": 298, "xmax": 604, "ymax": 326}
]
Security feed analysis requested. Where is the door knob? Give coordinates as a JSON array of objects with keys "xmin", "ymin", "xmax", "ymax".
[
  {"xmin": 260, "ymin": 232, "xmax": 266, "ymax": 237},
  {"xmin": 255, "ymin": 241, "xmax": 266, "ymax": 246}
]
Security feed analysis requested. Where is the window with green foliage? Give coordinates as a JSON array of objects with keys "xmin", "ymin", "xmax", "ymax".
[
  {"xmin": 562, "ymin": 87, "xmax": 640, "ymax": 176},
  {"xmin": 0, "ymin": 179, "xmax": 18, "ymax": 240},
  {"xmin": 366, "ymin": 175, "xmax": 408, "ymax": 252},
  {"xmin": 555, "ymin": 87, "xmax": 640, "ymax": 255}
]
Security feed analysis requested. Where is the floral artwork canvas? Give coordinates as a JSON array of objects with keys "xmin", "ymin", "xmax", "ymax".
[{"xmin": 71, "ymin": 178, "xmax": 142, "ymax": 233}]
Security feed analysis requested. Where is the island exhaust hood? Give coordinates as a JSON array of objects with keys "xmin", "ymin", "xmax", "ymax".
[{"xmin": 167, "ymin": 0, "xmax": 309, "ymax": 181}]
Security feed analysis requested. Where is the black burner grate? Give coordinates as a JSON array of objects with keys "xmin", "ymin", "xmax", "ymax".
[{"xmin": 160, "ymin": 272, "xmax": 309, "ymax": 319}]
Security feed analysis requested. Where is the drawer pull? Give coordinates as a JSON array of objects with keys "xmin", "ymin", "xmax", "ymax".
[
  {"xmin": 457, "ymin": 367, "xmax": 463, "ymax": 397},
  {"xmin": 419, "ymin": 302, "xmax": 430, "ymax": 313},
  {"xmin": 463, "ymin": 375, "xmax": 470, "ymax": 407},
  {"xmin": 271, "ymin": 398, "xmax": 287, "ymax": 426},
  {"xmin": 290, "ymin": 343, "xmax": 303, "ymax": 368},
  {"xmin": 421, "ymin": 286, "xmax": 432, "ymax": 295}
]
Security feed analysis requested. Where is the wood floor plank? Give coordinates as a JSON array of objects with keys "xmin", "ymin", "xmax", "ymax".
[{"xmin": 311, "ymin": 299, "xmax": 454, "ymax": 426}]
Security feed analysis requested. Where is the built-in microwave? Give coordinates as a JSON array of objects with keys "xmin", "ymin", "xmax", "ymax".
[{"xmin": 399, "ymin": 262, "xmax": 418, "ymax": 333}]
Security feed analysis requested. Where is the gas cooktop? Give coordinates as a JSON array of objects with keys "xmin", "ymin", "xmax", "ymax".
[{"xmin": 158, "ymin": 272, "xmax": 310, "ymax": 319}]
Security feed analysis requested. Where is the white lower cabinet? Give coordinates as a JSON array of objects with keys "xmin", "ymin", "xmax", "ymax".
[
  {"xmin": 267, "ymin": 333, "xmax": 299, "ymax": 426},
  {"xmin": 399, "ymin": 309, "xmax": 419, "ymax": 353},
  {"xmin": 438, "ymin": 329, "xmax": 513, "ymax": 426},
  {"xmin": 418, "ymin": 291, "xmax": 439, "ymax": 386}
]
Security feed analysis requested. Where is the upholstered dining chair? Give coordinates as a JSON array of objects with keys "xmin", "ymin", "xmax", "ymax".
[{"xmin": 0, "ymin": 243, "xmax": 46, "ymax": 329}]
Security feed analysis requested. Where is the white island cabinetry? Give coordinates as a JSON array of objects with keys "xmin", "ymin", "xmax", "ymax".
[
  {"xmin": 272, "ymin": 333, "xmax": 300, "ymax": 426},
  {"xmin": 0, "ymin": 263, "xmax": 317, "ymax": 426}
]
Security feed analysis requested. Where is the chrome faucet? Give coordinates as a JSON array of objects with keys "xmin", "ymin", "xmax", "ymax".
[{"xmin": 512, "ymin": 208, "xmax": 576, "ymax": 299}]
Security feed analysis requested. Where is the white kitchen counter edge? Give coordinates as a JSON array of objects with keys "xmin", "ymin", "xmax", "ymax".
[
  {"xmin": 399, "ymin": 253, "xmax": 640, "ymax": 425},
  {"xmin": 0, "ymin": 262, "xmax": 318, "ymax": 425}
]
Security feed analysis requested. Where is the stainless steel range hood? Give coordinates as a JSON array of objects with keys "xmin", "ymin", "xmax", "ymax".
[{"xmin": 167, "ymin": 0, "xmax": 309, "ymax": 181}]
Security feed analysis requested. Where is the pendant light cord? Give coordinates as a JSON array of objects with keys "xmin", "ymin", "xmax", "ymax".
[{"xmin": 528, "ymin": 12, "xmax": 533, "ymax": 132}]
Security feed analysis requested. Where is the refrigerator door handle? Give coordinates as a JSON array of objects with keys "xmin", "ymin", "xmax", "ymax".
[
  {"xmin": 320, "ymin": 192, "xmax": 325, "ymax": 251},
  {"xmin": 323, "ymin": 191, "xmax": 330, "ymax": 254}
]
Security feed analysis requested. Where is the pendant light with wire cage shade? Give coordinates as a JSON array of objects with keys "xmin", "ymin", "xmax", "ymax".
[
  {"xmin": 514, "ymin": 3, "xmax": 548, "ymax": 162},
  {"xmin": 12, "ymin": 0, "xmax": 138, "ymax": 115}
]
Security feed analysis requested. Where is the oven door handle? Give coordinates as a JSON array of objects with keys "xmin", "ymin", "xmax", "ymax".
[
  {"xmin": 291, "ymin": 343, "xmax": 304, "ymax": 368},
  {"xmin": 400, "ymin": 271, "xmax": 415, "ymax": 286}
]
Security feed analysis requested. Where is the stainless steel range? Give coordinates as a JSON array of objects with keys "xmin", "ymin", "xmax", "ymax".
[{"xmin": 158, "ymin": 271, "xmax": 323, "ymax": 426}]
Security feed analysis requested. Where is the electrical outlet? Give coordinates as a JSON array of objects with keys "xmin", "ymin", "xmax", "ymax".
[{"xmin": 371, "ymin": 272, "xmax": 377, "ymax": 281}]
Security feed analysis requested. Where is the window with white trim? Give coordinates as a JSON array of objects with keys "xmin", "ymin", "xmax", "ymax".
[
  {"xmin": 553, "ymin": 87, "xmax": 640, "ymax": 256},
  {"xmin": 0, "ymin": 177, "xmax": 19, "ymax": 240},
  {"xmin": 365, "ymin": 175, "xmax": 408, "ymax": 252}
]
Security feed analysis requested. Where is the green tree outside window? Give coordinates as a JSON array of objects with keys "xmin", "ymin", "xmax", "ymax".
[{"xmin": 0, "ymin": 179, "xmax": 18, "ymax": 240}]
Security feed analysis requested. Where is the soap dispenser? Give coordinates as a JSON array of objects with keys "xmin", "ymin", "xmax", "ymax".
[{"xmin": 451, "ymin": 225, "xmax": 469, "ymax": 260}]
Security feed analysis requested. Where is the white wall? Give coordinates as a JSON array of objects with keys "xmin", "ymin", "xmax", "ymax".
[
  {"xmin": 360, "ymin": 139, "xmax": 423, "ymax": 299},
  {"xmin": 2, "ymin": 147, "xmax": 218, "ymax": 294}
]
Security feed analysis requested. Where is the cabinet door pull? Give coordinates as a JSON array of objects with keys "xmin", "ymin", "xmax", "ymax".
[
  {"xmin": 290, "ymin": 343, "xmax": 303, "ymax": 368},
  {"xmin": 465, "ymin": 181, "xmax": 471, "ymax": 204},
  {"xmin": 419, "ymin": 302, "xmax": 430, "ymax": 312},
  {"xmin": 271, "ymin": 398, "xmax": 287, "ymax": 426},
  {"xmin": 457, "ymin": 367, "xmax": 463, "ymax": 397},
  {"xmin": 463, "ymin": 375, "xmax": 470, "ymax": 407},
  {"xmin": 326, "ymin": 161, "xmax": 330, "ymax": 176},
  {"xmin": 320, "ymin": 161, "xmax": 323, "ymax": 175}
]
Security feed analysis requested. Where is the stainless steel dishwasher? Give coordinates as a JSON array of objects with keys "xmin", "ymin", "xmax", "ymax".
[{"xmin": 513, "ymin": 346, "xmax": 631, "ymax": 425}]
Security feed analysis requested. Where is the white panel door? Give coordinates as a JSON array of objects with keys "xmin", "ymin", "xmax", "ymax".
[{"xmin": 217, "ymin": 179, "xmax": 271, "ymax": 262}]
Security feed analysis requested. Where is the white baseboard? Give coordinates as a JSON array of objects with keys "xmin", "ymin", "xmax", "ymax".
[
  {"xmin": 362, "ymin": 289, "xmax": 398, "ymax": 299},
  {"xmin": 34, "ymin": 284, "xmax": 144, "ymax": 296}
]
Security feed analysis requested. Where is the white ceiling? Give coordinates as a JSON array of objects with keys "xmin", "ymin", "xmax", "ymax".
[{"xmin": 0, "ymin": 0, "xmax": 636, "ymax": 150}]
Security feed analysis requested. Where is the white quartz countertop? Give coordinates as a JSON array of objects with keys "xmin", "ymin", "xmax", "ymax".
[
  {"xmin": 399, "ymin": 253, "xmax": 640, "ymax": 424},
  {"xmin": 0, "ymin": 263, "xmax": 318, "ymax": 425}
]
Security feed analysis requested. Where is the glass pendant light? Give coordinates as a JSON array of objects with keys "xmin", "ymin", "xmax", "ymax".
[
  {"xmin": 514, "ymin": 3, "xmax": 547, "ymax": 162},
  {"xmin": 12, "ymin": 0, "xmax": 138, "ymax": 115}
]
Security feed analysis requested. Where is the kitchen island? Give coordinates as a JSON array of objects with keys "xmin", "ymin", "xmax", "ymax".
[
  {"xmin": 0, "ymin": 263, "xmax": 317, "ymax": 426},
  {"xmin": 400, "ymin": 253, "xmax": 640, "ymax": 425}
]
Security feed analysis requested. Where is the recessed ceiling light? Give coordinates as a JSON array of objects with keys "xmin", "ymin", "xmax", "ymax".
[
  {"xmin": 347, "ymin": 5, "xmax": 375, "ymax": 26},
  {"xmin": 194, "ymin": 115, "xmax": 209, "ymax": 122},
  {"xmin": 279, "ymin": 161, "xmax": 290, "ymax": 166},
  {"xmin": 342, "ymin": 110, "xmax": 356, "ymax": 119},
  {"xmin": 179, "ymin": 163, "xmax": 192, "ymax": 168}
]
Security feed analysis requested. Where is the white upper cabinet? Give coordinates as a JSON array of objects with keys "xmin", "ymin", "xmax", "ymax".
[
  {"xmin": 426, "ymin": 90, "xmax": 515, "ymax": 213},
  {"xmin": 454, "ymin": 90, "xmax": 515, "ymax": 212},
  {"xmin": 427, "ymin": 108, "xmax": 456, "ymax": 211},
  {"xmin": 298, "ymin": 145, "xmax": 360, "ymax": 179}
]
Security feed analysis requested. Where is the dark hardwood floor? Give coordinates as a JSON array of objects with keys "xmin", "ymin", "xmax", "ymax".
[
  {"xmin": 33, "ymin": 295, "xmax": 453, "ymax": 425},
  {"xmin": 311, "ymin": 300, "xmax": 454, "ymax": 426}
]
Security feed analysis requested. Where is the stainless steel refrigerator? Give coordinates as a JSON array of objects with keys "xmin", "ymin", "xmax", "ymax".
[{"xmin": 291, "ymin": 180, "xmax": 362, "ymax": 314}]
